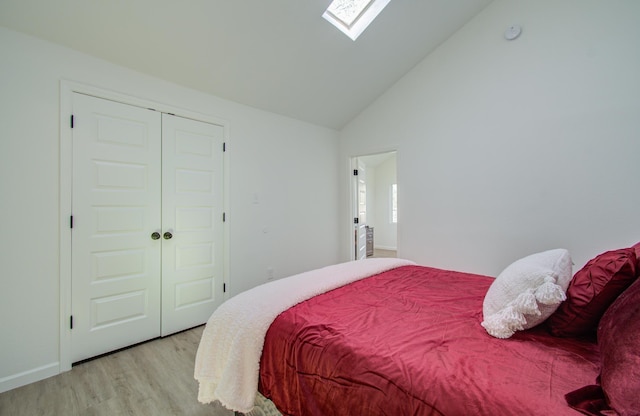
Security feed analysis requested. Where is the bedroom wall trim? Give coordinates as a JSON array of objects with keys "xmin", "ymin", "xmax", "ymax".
[
  {"xmin": 58, "ymin": 79, "xmax": 231, "ymax": 373},
  {"xmin": 0, "ymin": 363, "xmax": 59, "ymax": 393}
]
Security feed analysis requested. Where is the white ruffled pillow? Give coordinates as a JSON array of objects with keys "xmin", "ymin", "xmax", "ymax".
[{"xmin": 481, "ymin": 249, "xmax": 572, "ymax": 339}]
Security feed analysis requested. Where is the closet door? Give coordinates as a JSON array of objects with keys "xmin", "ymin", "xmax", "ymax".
[
  {"xmin": 71, "ymin": 93, "xmax": 162, "ymax": 363},
  {"xmin": 160, "ymin": 114, "xmax": 224, "ymax": 336}
]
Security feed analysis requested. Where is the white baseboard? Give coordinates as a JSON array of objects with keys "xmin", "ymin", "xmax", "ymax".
[
  {"xmin": 374, "ymin": 245, "xmax": 397, "ymax": 251},
  {"xmin": 0, "ymin": 362, "xmax": 60, "ymax": 394}
]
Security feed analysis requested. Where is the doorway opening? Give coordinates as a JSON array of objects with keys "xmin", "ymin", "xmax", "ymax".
[{"xmin": 350, "ymin": 151, "xmax": 397, "ymax": 260}]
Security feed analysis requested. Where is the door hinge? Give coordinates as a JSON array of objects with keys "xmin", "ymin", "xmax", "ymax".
[
  {"xmin": 223, "ymin": 283, "xmax": 226, "ymax": 293},
  {"xmin": 70, "ymin": 215, "xmax": 74, "ymax": 229},
  {"xmin": 70, "ymin": 115, "xmax": 74, "ymax": 129},
  {"xmin": 354, "ymin": 217, "xmax": 359, "ymax": 224},
  {"xmin": 223, "ymin": 142, "xmax": 226, "ymax": 152},
  {"xmin": 222, "ymin": 212, "xmax": 226, "ymax": 222},
  {"xmin": 353, "ymin": 169, "xmax": 358, "ymax": 176},
  {"xmin": 70, "ymin": 315, "xmax": 74, "ymax": 329}
]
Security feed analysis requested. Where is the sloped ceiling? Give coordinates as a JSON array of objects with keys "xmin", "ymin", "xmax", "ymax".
[{"xmin": 0, "ymin": 0, "xmax": 493, "ymax": 129}]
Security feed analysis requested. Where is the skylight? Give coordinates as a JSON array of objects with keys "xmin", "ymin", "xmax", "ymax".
[{"xmin": 322, "ymin": 0, "xmax": 391, "ymax": 41}]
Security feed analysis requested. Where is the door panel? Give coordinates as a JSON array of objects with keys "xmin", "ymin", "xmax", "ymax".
[
  {"xmin": 356, "ymin": 160, "xmax": 367, "ymax": 260},
  {"xmin": 71, "ymin": 93, "xmax": 162, "ymax": 363},
  {"xmin": 161, "ymin": 114, "xmax": 224, "ymax": 336}
]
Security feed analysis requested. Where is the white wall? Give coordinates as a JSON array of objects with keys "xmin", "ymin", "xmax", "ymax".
[
  {"xmin": 0, "ymin": 26, "xmax": 340, "ymax": 392},
  {"xmin": 372, "ymin": 156, "xmax": 397, "ymax": 250},
  {"xmin": 339, "ymin": 0, "xmax": 640, "ymax": 275}
]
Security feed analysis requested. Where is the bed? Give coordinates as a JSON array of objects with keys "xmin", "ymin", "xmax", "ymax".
[{"xmin": 195, "ymin": 244, "xmax": 640, "ymax": 416}]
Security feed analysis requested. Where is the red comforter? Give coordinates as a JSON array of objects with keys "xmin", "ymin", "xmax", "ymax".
[{"xmin": 259, "ymin": 265, "xmax": 600, "ymax": 415}]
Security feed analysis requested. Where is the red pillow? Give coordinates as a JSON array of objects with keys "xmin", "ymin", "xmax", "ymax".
[
  {"xmin": 598, "ymin": 277, "xmax": 640, "ymax": 414},
  {"xmin": 633, "ymin": 242, "xmax": 640, "ymax": 273},
  {"xmin": 548, "ymin": 247, "xmax": 637, "ymax": 337}
]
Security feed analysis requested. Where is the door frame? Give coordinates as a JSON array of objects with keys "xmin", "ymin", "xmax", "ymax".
[
  {"xmin": 348, "ymin": 149, "xmax": 398, "ymax": 261},
  {"xmin": 352, "ymin": 158, "xmax": 367, "ymax": 260},
  {"xmin": 59, "ymin": 80, "xmax": 230, "ymax": 372}
]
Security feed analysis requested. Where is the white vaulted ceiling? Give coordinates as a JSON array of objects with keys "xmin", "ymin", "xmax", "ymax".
[{"xmin": 0, "ymin": 0, "xmax": 493, "ymax": 129}]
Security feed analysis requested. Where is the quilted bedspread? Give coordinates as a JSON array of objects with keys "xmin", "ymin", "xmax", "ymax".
[
  {"xmin": 259, "ymin": 265, "xmax": 600, "ymax": 415},
  {"xmin": 194, "ymin": 258, "xmax": 415, "ymax": 412}
]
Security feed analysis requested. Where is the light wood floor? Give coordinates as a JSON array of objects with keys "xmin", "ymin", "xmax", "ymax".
[
  {"xmin": 372, "ymin": 248, "xmax": 397, "ymax": 258},
  {"xmin": 0, "ymin": 326, "xmax": 233, "ymax": 416}
]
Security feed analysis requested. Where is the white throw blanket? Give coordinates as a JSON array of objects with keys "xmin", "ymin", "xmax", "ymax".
[{"xmin": 194, "ymin": 258, "xmax": 415, "ymax": 413}]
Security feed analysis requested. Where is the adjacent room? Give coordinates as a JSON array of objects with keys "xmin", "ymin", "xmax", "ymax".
[{"xmin": 1, "ymin": 0, "xmax": 639, "ymax": 414}]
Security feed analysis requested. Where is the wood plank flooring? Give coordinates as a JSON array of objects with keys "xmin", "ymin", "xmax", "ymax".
[
  {"xmin": 0, "ymin": 326, "xmax": 234, "ymax": 416},
  {"xmin": 372, "ymin": 248, "xmax": 397, "ymax": 258}
]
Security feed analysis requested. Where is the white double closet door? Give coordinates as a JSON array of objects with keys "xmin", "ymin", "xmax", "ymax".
[{"xmin": 71, "ymin": 93, "xmax": 224, "ymax": 363}]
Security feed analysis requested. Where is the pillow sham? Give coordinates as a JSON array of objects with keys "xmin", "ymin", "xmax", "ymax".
[
  {"xmin": 547, "ymin": 247, "xmax": 637, "ymax": 338},
  {"xmin": 481, "ymin": 249, "xmax": 572, "ymax": 339},
  {"xmin": 598, "ymin": 277, "xmax": 640, "ymax": 415}
]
